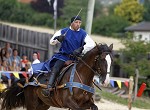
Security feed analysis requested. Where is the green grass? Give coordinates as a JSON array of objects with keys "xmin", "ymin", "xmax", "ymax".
[{"xmin": 97, "ymin": 89, "xmax": 150, "ymax": 109}]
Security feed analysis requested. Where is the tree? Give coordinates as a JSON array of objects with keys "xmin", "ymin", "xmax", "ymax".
[
  {"xmin": 114, "ymin": 0, "xmax": 145, "ymax": 24},
  {"xmin": 30, "ymin": 0, "xmax": 64, "ymax": 17},
  {"xmin": 59, "ymin": 0, "xmax": 88, "ymax": 28},
  {"xmin": 0, "ymin": 0, "xmax": 17, "ymax": 20},
  {"xmin": 92, "ymin": 15, "xmax": 130, "ymax": 37},
  {"xmin": 143, "ymin": 0, "xmax": 150, "ymax": 21},
  {"xmin": 120, "ymin": 35, "xmax": 150, "ymax": 76}
]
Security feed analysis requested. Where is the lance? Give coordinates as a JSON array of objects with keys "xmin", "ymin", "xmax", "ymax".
[{"xmin": 63, "ymin": 8, "xmax": 83, "ymax": 36}]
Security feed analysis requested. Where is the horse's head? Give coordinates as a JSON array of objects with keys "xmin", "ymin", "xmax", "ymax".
[{"xmin": 94, "ymin": 43, "xmax": 113, "ymax": 83}]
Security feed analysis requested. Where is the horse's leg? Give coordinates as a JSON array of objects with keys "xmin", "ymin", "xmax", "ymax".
[
  {"xmin": 80, "ymin": 98, "xmax": 98, "ymax": 110},
  {"xmin": 35, "ymin": 99, "xmax": 50, "ymax": 110},
  {"xmin": 65, "ymin": 96, "xmax": 85, "ymax": 110},
  {"xmin": 24, "ymin": 86, "xmax": 38, "ymax": 110},
  {"xmin": 90, "ymin": 104, "xmax": 98, "ymax": 110},
  {"xmin": 24, "ymin": 86, "xmax": 49, "ymax": 110}
]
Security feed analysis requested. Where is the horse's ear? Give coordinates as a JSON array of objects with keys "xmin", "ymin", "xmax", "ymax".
[
  {"xmin": 109, "ymin": 43, "xmax": 113, "ymax": 51},
  {"xmin": 95, "ymin": 42, "xmax": 98, "ymax": 46}
]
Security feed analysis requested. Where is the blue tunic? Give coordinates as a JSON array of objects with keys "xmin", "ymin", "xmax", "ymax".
[{"xmin": 41, "ymin": 27, "xmax": 87, "ymax": 72}]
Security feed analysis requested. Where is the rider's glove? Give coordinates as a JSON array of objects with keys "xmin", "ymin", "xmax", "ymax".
[
  {"xmin": 53, "ymin": 35, "xmax": 65, "ymax": 42},
  {"xmin": 73, "ymin": 47, "xmax": 84, "ymax": 57}
]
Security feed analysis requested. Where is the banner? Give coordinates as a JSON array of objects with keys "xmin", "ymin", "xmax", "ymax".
[
  {"xmin": 22, "ymin": 72, "xmax": 27, "ymax": 78},
  {"xmin": 110, "ymin": 80, "xmax": 114, "ymax": 87},
  {"xmin": 3, "ymin": 72, "xmax": 11, "ymax": 79},
  {"xmin": 124, "ymin": 81, "xmax": 129, "ymax": 88},
  {"xmin": 13, "ymin": 72, "xmax": 20, "ymax": 79},
  {"xmin": 116, "ymin": 80, "xmax": 121, "ymax": 89}
]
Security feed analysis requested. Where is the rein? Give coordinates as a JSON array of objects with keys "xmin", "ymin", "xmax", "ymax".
[{"xmin": 77, "ymin": 57, "xmax": 100, "ymax": 77}]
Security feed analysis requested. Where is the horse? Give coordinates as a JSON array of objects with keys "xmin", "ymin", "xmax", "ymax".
[{"xmin": 1, "ymin": 43, "xmax": 113, "ymax": 110}]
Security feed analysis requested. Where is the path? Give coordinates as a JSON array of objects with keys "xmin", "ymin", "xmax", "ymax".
[{"xmin": 1, "ymin": 99, "xmax": 148, "ymax": 110}]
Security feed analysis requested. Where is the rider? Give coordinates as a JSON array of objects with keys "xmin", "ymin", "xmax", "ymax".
[{"xmin": 42, "ymin": 16, "xmax": 95, "ymax": 96}]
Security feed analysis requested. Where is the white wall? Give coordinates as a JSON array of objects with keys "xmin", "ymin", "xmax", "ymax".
[{"xmin": 133, "ymin": 31, "xmax": 150, "ymax": 43}]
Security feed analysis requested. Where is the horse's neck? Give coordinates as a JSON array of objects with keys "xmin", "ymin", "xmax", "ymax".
[
  {"xmin": 77, "ymin": 50, "xmax": 98, "ymax": 84},
  {"xmin": 81, "ymin": 49, "xmax": 98, "ymax": 68}
]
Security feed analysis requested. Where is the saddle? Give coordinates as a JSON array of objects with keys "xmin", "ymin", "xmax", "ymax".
[{"xmin": 34, "ymin": 60, "xmax": 74, "ymax": 87}]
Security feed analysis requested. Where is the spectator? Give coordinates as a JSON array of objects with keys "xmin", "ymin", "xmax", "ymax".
[
  {"xmin": 28, "ymin": 52, "xmax": 40, "ymax": 75},
  {"xmin": 0, "ymin": 48, "xmax": 6, "ymax": 63},
  {"xmin": 0, "ymin": 60, "xmax": 9, "ymax": 71},
  {"xmin": 21, "ymin": 54, "xmax": 30, "ymax": 68},
  {"xmin": 32, "ymin": 52, "xmax": 40, "ymax": 64},
  {"xmin": 0, "ymin": 60, "xmax": 11, "ymax": 87},
  {"xmin": 9, "ymin": 49, "xmax": 21, "ymax": 68},
  {"xmin": 21, "ymin": 54, "xmax": 31, "ymax": 72},
  {"xmin": 8, "ymin": 60, "xmax": 20, "ymax": 71},
  {"xmin": 3, "ymin": 52, "xmax": 11, "ymax": 66},
  {"xmin": 3, "ymin": 42, "xmax": 12, "ymax": 56}
]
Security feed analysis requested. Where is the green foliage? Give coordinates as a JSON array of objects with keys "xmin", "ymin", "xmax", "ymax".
[
  {"xmin": 100, "ymin": 89, "xmax": 150, "ymax": 109},
  {"xmin": 0, "ymin": 0, "xmax": 148, "ymax": 37},
  {"xmin": 120, "ymin": 37, "xmax": 150, "ymax": 76},
  {"xmin": 107, "ymin": 3, "xmax": 119, "ymax": 15},
  {"xmin": 0, "ymin": 0, "xmax": 53, "ymax": 28},
  {"xmin": 94, "ymin": 0, "xmax": 104, "ymax": 17},
  {"xmin": 0, "ymin": 0, "xmax": 17, "ymax": 20},
  {"xmin": 143, "ymin": 0, "xmax": 150, "ymax": 21},
  {"xmin": 114, "ymin": 0, "xmax": 145, "ymax": 24},
  {"xmin": 60, "ymin": 0, "xmax": 88, "ymax": 28},
  {"xmin": 30, "ymin": 13, "xmax": 53, "ymax": 26},
  {"xmin": 92, "ymin": 15, "xmax": 130, "ymax": 37}
]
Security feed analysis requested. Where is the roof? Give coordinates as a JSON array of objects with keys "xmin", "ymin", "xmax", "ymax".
[{"xmin": 125, "ymin": 21, "xmax": 150, "ymax": 31}]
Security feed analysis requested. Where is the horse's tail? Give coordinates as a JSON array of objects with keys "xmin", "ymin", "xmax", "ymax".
[{"xmin": 1, "ymin": 79, "xmax": 26, "ymax": 110}]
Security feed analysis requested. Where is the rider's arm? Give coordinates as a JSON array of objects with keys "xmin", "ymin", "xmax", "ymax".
[
  {"xmin": 82, "ymin": 34, "xmax": 95, "ymax": 54},
  {"xmin": 50, "ymin": 30, "xmax": 61, "ymax": 45}
]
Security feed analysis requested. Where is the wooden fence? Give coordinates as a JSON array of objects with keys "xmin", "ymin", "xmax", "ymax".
[{"xmin": 0, "ymin": 22, "xmax": 55, "ymax": 62}]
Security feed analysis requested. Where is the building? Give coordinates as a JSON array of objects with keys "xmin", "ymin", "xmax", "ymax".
[
  {"xmin": 99, "ymin": 0, "xmax": 121, "ymax": 6},
  {"xmin": 125, "ymin": 22, "xmax": 150, "ymax": 43}
]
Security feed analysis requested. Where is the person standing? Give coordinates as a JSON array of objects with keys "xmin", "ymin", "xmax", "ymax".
[
  {"xmin": 2, "ymin": 42, "xmax": 12, "ymax": 56},
  {"xmin": 9, "ymin": 49, "xmax": 21, "ymax": 69},
  {"xmin": 42, "ymin": 16, "xmax": 95, "ymax": 96},
  {"xmin": 32, "ymin": 52, "xmax": 40, "ymax": 64},
  {"xmin": 28, "ymin": 52, "xmax": 40, "ymax": 75}
]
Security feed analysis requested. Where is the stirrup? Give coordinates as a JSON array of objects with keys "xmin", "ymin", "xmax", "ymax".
[{"xmin": 41, "ymin": 88, "xmax": 50, "ymax": 97}]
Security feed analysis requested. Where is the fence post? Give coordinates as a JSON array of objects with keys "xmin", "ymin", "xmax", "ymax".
[
  {"xmin": 128, "ymin": 76, "xmax": 134, "ymax": 110},
  {"xmin": 134, "ymin": 67, "xmax": 139, "ymax": 101}
]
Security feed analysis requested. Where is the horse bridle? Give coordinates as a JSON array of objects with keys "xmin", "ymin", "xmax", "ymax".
[
  {"xmin": 77, "ymin": 56, "xmax": 100, "ymax": 76},
  {"xmin": 77, "ymin": 44, "xmax": 110, "ymax": 78},
  {"xmin": 94, "ymin": 55, "xmax": 103, "ymax": 74},
  {"xmin": 77, "ymin": 54, "xmax": 106, "ymax": 77}
]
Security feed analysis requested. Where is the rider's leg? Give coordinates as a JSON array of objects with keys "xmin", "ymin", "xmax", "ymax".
[{"xmin": 42, "ymin": 59, "xmax": 65, "ymax": 96}]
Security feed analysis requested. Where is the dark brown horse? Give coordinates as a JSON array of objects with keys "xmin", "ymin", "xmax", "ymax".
[{"xmin": 1, "ymin": 43, "xmax": 113, "ymax": 110}]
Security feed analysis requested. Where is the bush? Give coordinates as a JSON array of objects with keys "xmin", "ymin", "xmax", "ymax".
[
  {"xmin": 0, "ymin": 0, "xmax": 17, "ymax": 20},
  {"xmin": 92, "ymin": 15, "xmax": 130, "ymax": 38},
  {"xmin": 31, "ymin": 13, "xmax": 53, "ymax": 26},
  {"xmin": 0, "ymin": 0, "xmax": 53, "ymax": 27}
]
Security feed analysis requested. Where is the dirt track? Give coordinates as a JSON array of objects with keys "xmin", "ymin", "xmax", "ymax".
[{"xmin": 0, "ymin": 99, "xmax": 149, "ymax": 110}]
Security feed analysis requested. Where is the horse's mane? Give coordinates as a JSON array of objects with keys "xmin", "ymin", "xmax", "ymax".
[
  {"xmin": 82, "ymin": 46, "xmax": 97, "ymax": 60},
  {"xmin": 82, "ymin": 43, "xmax": 107, "ymax": 60}
]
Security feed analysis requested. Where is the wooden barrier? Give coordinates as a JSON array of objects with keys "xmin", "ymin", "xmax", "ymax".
[{"xmin": 0, "ymin": 22, "xmax": 54, "ymax": 62}]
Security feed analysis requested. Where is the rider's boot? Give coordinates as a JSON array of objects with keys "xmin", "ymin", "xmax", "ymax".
[{"xmin": 41, "ymin": 72, "xmax": 56, "ymax": 97}]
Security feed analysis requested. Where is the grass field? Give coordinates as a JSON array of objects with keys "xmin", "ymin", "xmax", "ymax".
[{"xmin": 99, "ymin": 88, "xmax": 150, "ymax": 109}]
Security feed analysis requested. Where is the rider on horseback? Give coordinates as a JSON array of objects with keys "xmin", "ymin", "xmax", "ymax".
[{"xmin": 41, "ymin": 16, "xmax": 96, "ymax": 96}]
